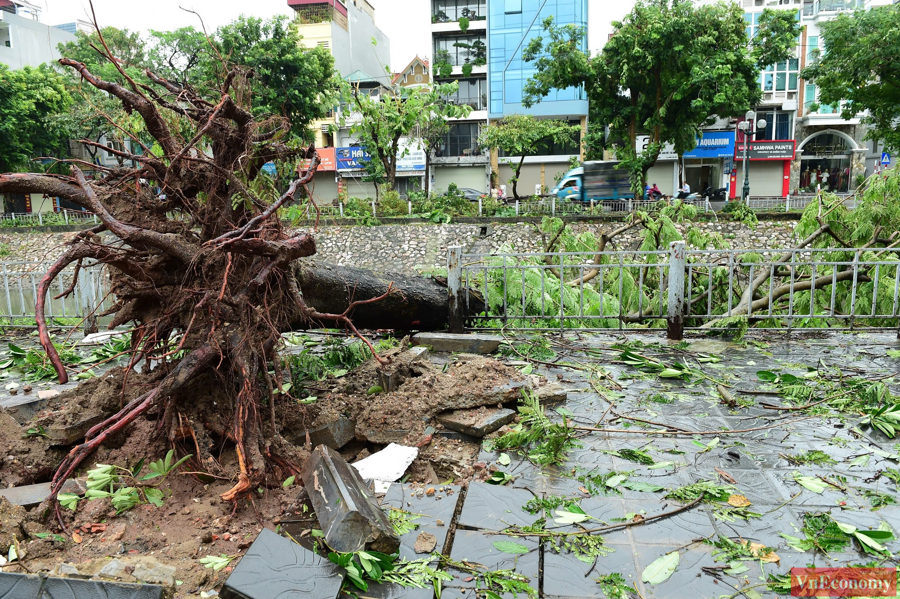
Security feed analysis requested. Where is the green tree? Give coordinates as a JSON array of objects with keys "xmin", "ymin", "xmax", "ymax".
[
  {"xmin": 522, "ymin": 1, "xmax": 799, "ymax": 196},
  {"xmin": 800, "ymin": 4, "xmax": 900, "ymax": 152},
  {"xmin": 344, "ymin": 81, "xmax": 472, "ymax": 194},
  {"xmin": 478, "ymin": 115, "xmax": 581, "ymax": 200},
  {"xmin": 0, "ymin": 64, "xmax": 72, "ymax": 174},
  {"xmin": 213, "ymin": 16, "xmax": 338, "ymax": 139}
]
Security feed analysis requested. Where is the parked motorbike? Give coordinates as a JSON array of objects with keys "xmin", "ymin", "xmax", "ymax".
[{"xmin": 702, "ymin": 186, "xmax": 728, "ymax": 202}]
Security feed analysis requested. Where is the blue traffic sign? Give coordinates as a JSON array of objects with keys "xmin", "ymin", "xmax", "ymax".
[{"xmin": 882, "ymin": 152, "xmax": 892, "ymax": 166}]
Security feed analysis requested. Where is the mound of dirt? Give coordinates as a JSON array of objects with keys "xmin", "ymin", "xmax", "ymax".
[{"xmin": 0, "ymin": 409, "xmax": 66, "ymax": 487}]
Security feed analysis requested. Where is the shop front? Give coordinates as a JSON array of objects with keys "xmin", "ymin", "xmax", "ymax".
[
  {"xmin": 336, "ymin": 142, "xmax": 427, "ymax": 199},
  {"xmin": 796, "ymin": 132, "xmax": 855, "ymax": 194},
  {"xmin": 731, "ymin": 140, "xmax": 796, "ymax": 199},
  {"xmin": 637, "ymin": 131, "xmax": 736, "ymax": 196}
]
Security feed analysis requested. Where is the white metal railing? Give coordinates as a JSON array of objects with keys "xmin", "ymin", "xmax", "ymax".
[
  {"xmin": 0, "ymin": 210, "xmax": 98, "ymax": 227},
  {"xmin": 447, "ymin": 245, "xmax": 900, "ymax": 337},
  {"xmin": 0, "ymin": 261, "xmax": 110, "ymax": 325}
]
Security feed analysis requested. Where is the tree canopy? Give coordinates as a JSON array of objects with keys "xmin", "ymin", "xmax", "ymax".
[
  {"xmin": 0, "ymin": 64, "xmax": 72, "ymax": 174},
  {"xmin": 801, "ymin": 4, "xmax": 900, "ymax": 153},
  {"xmin": 522, "ymin": 0, "xmax": 799, "ymax": 194},
  {"xmin": 58, "ymin": 16, "xmax": 338, "ymax": 145},
  {"xmin": 478, "ymin": 115, "xmax": 581, "ymax": 199},
  {"xmin": 344, "ymin": 81, "xmax": 472, "ymax": 193}
]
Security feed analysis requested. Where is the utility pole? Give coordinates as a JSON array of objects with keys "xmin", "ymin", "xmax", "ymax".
[{"xmin": 738, "ymin": 110, "xmax": 767, "ymax": 205}]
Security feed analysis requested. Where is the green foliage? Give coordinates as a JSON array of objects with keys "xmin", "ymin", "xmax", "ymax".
[
  {"xmin": 784, "ymin": 450, "xmax": 836, "ymax": 466},
  {"xmin": 386, "ymin": 508, "xmax": 421, "ymax": 535},
  {"xmin": 200, "ymin": 554, "xmax": 238, "ymax": 571},
  {"xmin": 801, "ymin": 5, "xmax": 900, "ymax": 152},
  {"xmin": 329, "ymin": 551, "xmax": 452, "ymax": 594},
  {"xmin": 596, "ymin": 573, "xmax": 634, "ymax": 599},
  {"xmin": 0, "ymin": 342, "xmax": 80, "ymax": 382},
  {"xmin": 342, "ymin": 77, "xmax": 471, "ymax": 192},
  {"xmin": 0, "ymin": 64, "xmax": 72, "ymax": 174},
  {"xmin": 781, "ymin": 512, "xmax": 895, "ymax": 557},
  {"xmin": 664, "ymin": 480, "xmax": 734, "ymax": 503},
  {"xmin": 522, "ymin": 4, "xmax": 798, "ymax": 193},
  {"xmin": 378, "ymin": 190, "xmax": 407, "ymax": 217},
  {"xmin": 863, "ymin": 490, "xmax": 897, "ymax": 511},
  {"xmin": 66, "ymin": 450, "xmax": 191, "ymax": 514},
  {"xmin": 491, "ymin": 390, "xmax": 580, "ymax": 465},
  {"xmin": 478, "ymin": 115, "xmax": 581, "ymax": 199},
  {"xmin": 458, "ymin": 16, "xmax": 470, "ymax": 32},
  {"xmin": 58, "ymin": 17, "xmax": 337, "ymax": 148},
  {"xmin": 287, "ymin": 336, "xmax": 397, "ymax": 386}
]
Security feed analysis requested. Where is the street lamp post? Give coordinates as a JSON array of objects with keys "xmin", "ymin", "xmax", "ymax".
[{"xmin": 738, "ymin": 110, "xmax": 767, "ymax": 204}]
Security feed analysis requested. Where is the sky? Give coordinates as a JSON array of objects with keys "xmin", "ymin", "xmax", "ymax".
[{"xmin": 36, "ymin": 0, "xmax": 634, "ymax": 69}]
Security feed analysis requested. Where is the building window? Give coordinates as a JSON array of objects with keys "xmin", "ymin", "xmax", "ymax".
[
  {"xmin": 433, "ymin": 33, "xmax": 486, "ymax": 68},
  {"xmin": 499, "ymin": 120, "xmax": 582, "ymax": 157},
  {"xmin": 758, "ymin": 112, "xmax": 793, "ymax": 141},
  {"xmin": 439, "ymin": 123, "xmax": 481, "ymax": 157},
  {"xmin": 761, "ymin": 59, "xmax": 799, "ymax": 93},
  {"xmin": 432, "ymin": 0, "xmax": 486, "ymax": 22},
  {"xmin": 505, "ymin": 0, "xmax": 522, "ymax": 14},
  {"xmin": 443, "ymin": 78, "xmax": 486, "ymax": 110}
]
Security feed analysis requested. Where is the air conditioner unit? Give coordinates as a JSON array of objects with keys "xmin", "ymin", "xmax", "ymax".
[{"xmin": 321, "ymin": 124, "xmax": 330, "ymax": 133}]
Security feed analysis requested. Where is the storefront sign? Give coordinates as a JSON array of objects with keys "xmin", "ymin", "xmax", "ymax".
[
  {"xmin": 336, "ymin": 147, "xmax": 372, "ymax": 170},
  {"xmin": 636, "ymin": 136, "xmax": 677, "ymax": 161},
  {"xmin": 734, "ymin": 140, "xmax": 796, "ymax": 161},
  {"xmin": 637, "ymin": 132, "xmax": 736, "ymax": 160},
  {"xmin": 298, "ymin": 147, "xmax": 337, "ymax": 172},
  {"xmin": 684, "ymin": 132, "xmax": 735, "ymax": 159},
  {"xmin": 396, "ymin": 140, "xmax": 426, "ymax": 172}
]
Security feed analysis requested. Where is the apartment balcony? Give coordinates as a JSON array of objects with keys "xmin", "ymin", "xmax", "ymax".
[
  {"xmin": 802, "ymin": 0, "xmax": 863, "ymax": 20},
  {"xmin": 432, "ymin": 19, "xmax": 486, "ymax": 34}
]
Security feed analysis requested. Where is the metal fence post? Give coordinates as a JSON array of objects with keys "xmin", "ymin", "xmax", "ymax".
[
  {"xmin": 408, "ymin": 201, "xmax": 412, "ymax": 216},
  {"xmin": 38, "ymin": 213, "xmax": 43, "ymax": 226},
  {"xmin": 64, "ymin": 211, "xmax": 69, "ymax": 225},
  {"xmin": 371, "ymin": 201, "xmax": 376, "ymax": 217},
  {"xmin": 551, "ymin": 198, "xmax": 556, "ymax": 216},
  {"xmin": 339, "ymin": 202, "xmax": 344, "ymax": 218},
  {"xmin": 478, "ymin": 197, "xmax": 483, "ymax": 216},
  {"xmin": 447, "ymin": 246, "xmax": 464, "ymax": 334},
  {"xmin": 786, "ymin": 194, "xmax": 792, "ymax": 212},
  {"xmin": 667, "ymin": 241, "xmax": 686, "ymax": 341},
  {"xmin": 515, "ymin": 200, "xmax": 519, "ymax": 216}
]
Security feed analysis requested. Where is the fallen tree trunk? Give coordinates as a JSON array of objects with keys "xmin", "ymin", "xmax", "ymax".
[{"xmin": 293, "ymin": 261, "xmax": 483, "ymax": 331}]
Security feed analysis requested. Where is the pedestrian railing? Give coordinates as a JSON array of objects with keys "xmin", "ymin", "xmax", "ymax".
[
  {"xmin": 746, "ymin": 195, "xmax": 857, "ymax": 212},
  {"xmin": 447, "ymin": 244, "xmax": 900, "ymax": 338},
  {"xmin": 0, "ymin": 210, "xmax": 98, "ymax": 227},
  {"xmin": 0, "ymin": 261, "xmax": 111, "ymax": 325}
]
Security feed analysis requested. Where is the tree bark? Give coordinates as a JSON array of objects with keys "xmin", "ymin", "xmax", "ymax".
[{"xmin": 293, "ymin": 260, "xmax": 483, "ymax": 331}]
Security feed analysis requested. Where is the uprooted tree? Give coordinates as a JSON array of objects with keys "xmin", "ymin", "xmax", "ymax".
[{"xmin": 0, "ymin": 32, "xmax": 451, "ymax": 524}]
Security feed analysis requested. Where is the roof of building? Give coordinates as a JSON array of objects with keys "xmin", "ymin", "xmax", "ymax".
[
  {"xmin": 391, "ymin": 56, "xmax": 429, "ymax": 85},
  {"xmin": 344, "ymin": 69, "xmax": 381, "ymax": 84}
]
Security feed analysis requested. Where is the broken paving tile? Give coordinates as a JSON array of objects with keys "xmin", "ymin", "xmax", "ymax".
[
  {"xmin": 457, "ymin": 484, "xmax": 536, "ymax": 531},
  {"xmin": 376, "ymin": 346, "xmax": 430, "ymax": 392},
  {"xmin": 0, "ymin": 394, "xmax": 52, "ymax": 425},
  {"xmin": 353, "ymin": 443, "xmax": 418, "ymax": 493},
  {"xmin": 446, "ymin": 531, "xmax": 539, "ymax": 591},
  {"xmin": 221, "ymin": 528, "xmax": 344, "ymax": 599},
  {"xmin": 285, "ymin": 414, "xmax": 356, "ymax": 451},
  {"xmin": 381, "ymin": 484, "xmax": 462, "ymax": 528},
  {"xmin": 0, "ymin": 572, "xmax": 165, "ymax": 599},
  {"xmin": 0, "ymin": 573, "xmax": 43, "ymax": 598},
  {"xmin": 0, "ymin": 478, "xmax": 86, "ymax": 509},
  {"xmin": 411, "ymin": 332, "xmax": 501, "ymax": 354},
  {"xmin": 436, "ymin": 407, "xmax": 516, "ymax": 437},
  {"xmin": 301, "ymin": 445, "xmax": 400, "ymax": 554}
]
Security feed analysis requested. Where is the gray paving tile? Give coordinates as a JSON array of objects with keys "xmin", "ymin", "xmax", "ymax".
[
  {"xmin": 446, "ymin": 531, "xmax": 539, "ymax": 593},
  {"xmin": 457, "ymin": 483, "xmax": 537, "ymax": 531}
]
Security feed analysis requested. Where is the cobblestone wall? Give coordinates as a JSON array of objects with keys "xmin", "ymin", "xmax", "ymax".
[
  {"xmin": 0, "ymin": 220, "xmax": 799, "ymax": 276},
  {"xmin": 312, "ymin": 220, "xmax": 799, "ymax": 274}
]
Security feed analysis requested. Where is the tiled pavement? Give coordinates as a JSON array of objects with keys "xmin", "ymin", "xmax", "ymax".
[{"xmin": 368, "ymin": 332, "xmax": 900, "ymax": 598}]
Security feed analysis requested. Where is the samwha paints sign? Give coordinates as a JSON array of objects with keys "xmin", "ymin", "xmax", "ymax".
[{"xmin": 734, "ymin": 140, "xmax": 796, "ymax": 161}]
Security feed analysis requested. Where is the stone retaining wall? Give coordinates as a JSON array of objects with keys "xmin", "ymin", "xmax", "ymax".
[
  {"xmin": 312, "ymin": 220, "xmax": 798, "ymax": 274},
  {"xmin": 0, "ymin": 220, "xmax": 799, "ymax": 276}
]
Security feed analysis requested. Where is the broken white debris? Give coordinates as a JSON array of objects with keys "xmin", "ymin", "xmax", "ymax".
[
  {"xmin": 352, "ymin": 443, "xmax": 418, "ymax": 493},
  {"xmin": 79, "ymin": 331, "xmax": 126, "ymax": 346}
]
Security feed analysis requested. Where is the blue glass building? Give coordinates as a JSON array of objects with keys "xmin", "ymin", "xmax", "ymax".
[{"xmin": 488, "ymin": 0, "xmax": 588, "ymax": 119}]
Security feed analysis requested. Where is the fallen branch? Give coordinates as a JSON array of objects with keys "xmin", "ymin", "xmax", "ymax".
[
  {"xmin": 485, "ymin": 494, "xmax": 705, "ymax": 538},
  {"xmin": 572, "ymin": 415, "xmax": 818, "ymax": 436}
]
